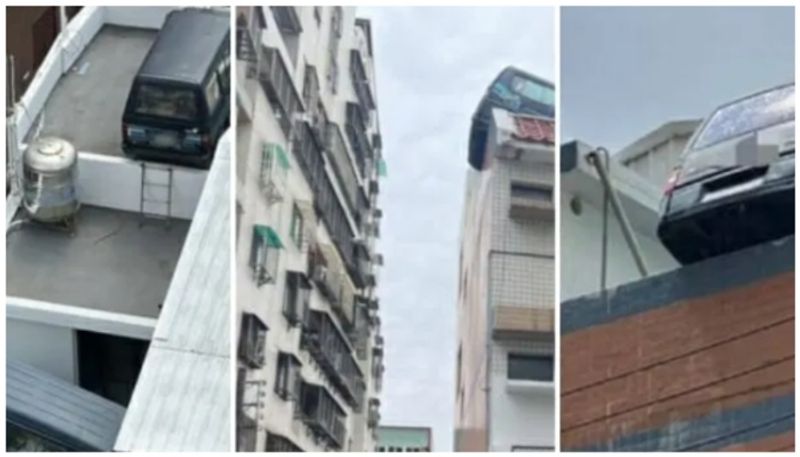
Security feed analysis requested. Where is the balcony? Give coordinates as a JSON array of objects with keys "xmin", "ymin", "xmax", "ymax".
[
  {"xmin": 367, "ymin": 398, "xmax": 381, "ymax": 429},
  {"xmin": 235, "ymin": 7, "xmax": 264, "ymax": 64},
  {"xmin": 350, "ymin": 49, "xmax": 375, "ymax": 112},
  {"xmin": 325, "ymin": 122, "xmax": 365, "ymax": 226},
  {"xmin": 258, "ymin": 143, "xmax": 288, "ymax": 205},
  {"xmin": 509, "ymin": 181, "xmax": 554, "ymax": 220},
  {"xmin": 270, "ymin": 6, "xmax": 302, "ymax": 34},
  {"xmin": 293, "ymin": 122, "xmax": 356, "ymax": 274},
  {"xmin": 301, "ymin": 310, "xmax": 365, "ymax": 408},
  {"xmin": 307, "ymin": 243, "xmax": 342, "ymax": 306},
  {"xmin": 258, "ymin": 46, "xmax": 303, "ymax": 137},
  {"xmin": 351, "ymin": 238, "xmax": 372, "ymax": 289},
  {"xmin": 296, "ymin": 382, "xmax": 346, "ymax": 449},
  {"xmin": 345, "ymin": 103, "xmax": 372, "ymax": 180},
  {"xmin": 348, "ymin": 298, "xmax": 371, "ymax": 360},
  {"xmin": 493, "ymin": 306, "xmax": 554, "ymax": 342}
]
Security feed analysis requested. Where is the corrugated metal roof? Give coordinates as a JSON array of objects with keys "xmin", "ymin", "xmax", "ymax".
[
  {"xmin": 7, "ymin": 361, "xmax": 125, "ymax": 451},
  {"xmin": 114, "ymin": 131, "xmax": 231, "ymax": 452}
]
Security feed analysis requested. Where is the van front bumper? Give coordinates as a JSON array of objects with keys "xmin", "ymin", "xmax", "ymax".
[{"xmin": 657, "ymin": 175, "xmax": 794, "ymax": 264}]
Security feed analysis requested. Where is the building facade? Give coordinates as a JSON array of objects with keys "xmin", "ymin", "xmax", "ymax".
[
  {"xmin": 376, "ymin": 426, "xmax": 433, "ymax": 452},
  {"xmin": 455, "ymin": 107, "xmax": 556, "ymax": 451},
  {"xmin": 615, "ymin": 119, "xmax": 700, "ymax": 188},
  {"xmin": 235, "ymin": 6, "xmax": 385, "ymax": 452},
  {"xmin": 560, "ymin": 140, "xmax": 679, "ymax": 301}
]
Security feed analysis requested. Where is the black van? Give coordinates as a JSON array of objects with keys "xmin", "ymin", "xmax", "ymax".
[
  {"xmin": 468, "ymin": 67, "xmax": 555, "ymax": 169},
  {"xmin": 122, "ymin": 8, "xmax": 230, "ymax": 169},
  {"xmin": 657, "ymin": 83, "xmax": 795, "ymax": 264}
]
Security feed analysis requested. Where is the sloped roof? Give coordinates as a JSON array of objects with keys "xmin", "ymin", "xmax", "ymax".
[
  {"xmin": 7, "ymin": 361, "xmax": 125, "ymax": 451},
  {"xmin": 114, "ymin": 131, "xmax": 231, "ymax": 452}
]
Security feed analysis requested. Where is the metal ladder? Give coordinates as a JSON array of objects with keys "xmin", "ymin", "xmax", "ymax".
[{"xmin": 139, "ymin": 162, "xmax": 173, "ymax": 227}]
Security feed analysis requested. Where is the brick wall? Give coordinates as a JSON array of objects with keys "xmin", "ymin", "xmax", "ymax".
[{"xmin": 561, "ymin": 236, "xmax": 795, "ymax": 451}]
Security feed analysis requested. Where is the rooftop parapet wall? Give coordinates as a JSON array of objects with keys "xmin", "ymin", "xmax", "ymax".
[{"xmin": 561, "ymin": 236, "xmax": 795, "ymax": 452}]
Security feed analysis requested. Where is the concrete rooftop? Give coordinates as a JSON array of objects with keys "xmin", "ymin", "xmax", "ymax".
[
  {"xmin": 6, "ymin": 205, "xmax": 188, "ymax": 318},
  {"xmin": 37, "ymin": 25, "xmax": 156, "ymax": 156}
]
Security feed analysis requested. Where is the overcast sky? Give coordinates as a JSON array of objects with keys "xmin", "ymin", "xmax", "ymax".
[
  {"xmin": 562, "ymin": 6, "xmax": 795, "ymax": 152},
  {"xmin": 358, "ymin": 6, "xmax": 555, "ymax": 451}
]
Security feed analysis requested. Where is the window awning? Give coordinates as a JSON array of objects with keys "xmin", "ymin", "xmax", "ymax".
[{"xmin": 255, "ymin": 224, "xmax": 283, "ymax": 248}]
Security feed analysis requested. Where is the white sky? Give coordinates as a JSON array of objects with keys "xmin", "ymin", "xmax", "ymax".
[
  {"xmin": 561, "ymin": 6, "xmax": 795, "ymax": 151},
  {"xmin": 358, "ymin": 6, "xmax": 555, "ymax": 451}
]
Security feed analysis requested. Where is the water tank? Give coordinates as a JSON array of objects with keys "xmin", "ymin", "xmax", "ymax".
[{"xmin": 22, "ymin": 137, "xmax": 79, "ymax": 223}]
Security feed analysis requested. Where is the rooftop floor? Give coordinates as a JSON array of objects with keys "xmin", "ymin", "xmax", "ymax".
[
  {"xmin": 37, "ymin": 25, "xmax": 157, "ymax": 156},
  {"xmin": 6, "ymin": 205, "xmax": 188, "ymax": 318}
]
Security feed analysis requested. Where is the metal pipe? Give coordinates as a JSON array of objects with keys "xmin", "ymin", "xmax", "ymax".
[{"xmin": 586, "ymin": 149, "xmax": 649, "ymax": 278}]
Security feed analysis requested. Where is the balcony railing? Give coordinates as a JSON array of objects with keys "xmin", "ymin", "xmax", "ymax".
[
  {"xmin": 345, "ymin": 102, "xmax": 372, "ymax": 180},
  {"xmin": 293, "ymin": 122, "xmax": 356, "ymax": 272},
  {"xmin": 350, "ymin": 49, "xmax": 375, "ymax": 111},
  {"xmin": 270, "ymin": 6, "xmax": 302, "ymax": 34},
  {"xmin": 301, "ymin": 310, "xmax": 365, "ymax": 408},
  {"xmin": 297, "ymin": 382, "xmax": 346, "ymax": 449},
  {"xmin": 258, "ymin": 46, "xmax": 303, "ymax": 137},
  {"xmin": 326, "ymin": 122, "xmax": 367, "ymax": 228}
]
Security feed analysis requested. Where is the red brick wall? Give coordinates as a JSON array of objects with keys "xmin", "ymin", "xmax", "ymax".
[{"xmin": 561, "ymin": 246, "xmax": 794, "ymax": 451}]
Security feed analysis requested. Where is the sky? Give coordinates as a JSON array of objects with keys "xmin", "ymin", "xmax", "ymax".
[
  {"xmin": 358, "ymin": 6, "xmax": 555, "ymax": 451},
  {"xmin": 561, "ymin": 6, "xmax": 795, "ymax": 152}
]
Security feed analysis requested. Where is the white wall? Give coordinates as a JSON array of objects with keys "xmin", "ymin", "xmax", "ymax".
[
  {"xmin": 7, "ymin": 320, "xmax": 77, "ymax": 384},
  {"xmin": 560, "ymin": 190, "xmax": 679, "ymax": 301},
  {"xmin": 489, "ymin": 344, "xmax": 554, "ymax": 451},
  {"xmin": 77, "ymin": 153, "xmax": 207, "ymax": 220}
]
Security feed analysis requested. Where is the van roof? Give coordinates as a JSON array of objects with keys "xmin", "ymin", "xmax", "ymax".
[{"xmin": 137, "ymin": 8, "xmax": 229, "ymax": 85}]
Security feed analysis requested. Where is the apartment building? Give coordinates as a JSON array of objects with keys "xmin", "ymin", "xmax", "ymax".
[
  {"xmin": 235, "ymin": 6, "xmax": 385, "ymax": 452},
  {"xmin": 455, "ymin": 106, "xmax": 556, "ymax": 451}
]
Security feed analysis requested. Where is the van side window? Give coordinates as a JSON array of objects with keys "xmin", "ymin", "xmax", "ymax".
[{"xmin": 205, "ymin": 77, "xmax": 221, "ymax": 113}]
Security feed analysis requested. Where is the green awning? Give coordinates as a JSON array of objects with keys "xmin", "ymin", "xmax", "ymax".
[
  {"xmin": 377, "ymin": 158, "xmax": 388, "ymax": 177},
  {"xmin": 265, "ymin": 143, "xmax": 290, "ymax": 170},
  {"xmin": 254, "ymin": 224, "xmax": 283, "ymax": 248}
]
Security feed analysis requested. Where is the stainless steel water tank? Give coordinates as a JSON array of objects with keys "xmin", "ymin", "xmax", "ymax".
[{"xmin": 22, "ymin": 137, "xmax": 79, "ymax": 222}]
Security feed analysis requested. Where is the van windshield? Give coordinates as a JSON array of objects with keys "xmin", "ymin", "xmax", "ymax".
[
  {"xmin": 134, "ymin": 83, "xmax": 198, "ymax": 122},
  {"xmin": 692, "ymin": 84, "xmax": 794, "ymax": 150}
]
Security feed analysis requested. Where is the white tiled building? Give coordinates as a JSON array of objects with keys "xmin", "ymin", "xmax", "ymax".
[
  {"xmin": 234, "ymin": 6, "xmax": 384, "ymax": 452},
  {"xmin": 455, "ymin": 109, "xmax": 555, "ymax": 451}
]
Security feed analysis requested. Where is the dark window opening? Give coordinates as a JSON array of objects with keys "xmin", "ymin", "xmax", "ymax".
[
  {"xmin": 507, "ymin": 353, "xmax": 553, "ymax": 382},
  {"xmin": 510, "ymin": 182, "xmax": 552, "ymax": 202},
  {"xmin": 77, "ymin": 331, "xmax": 149, "ymax": 407}
]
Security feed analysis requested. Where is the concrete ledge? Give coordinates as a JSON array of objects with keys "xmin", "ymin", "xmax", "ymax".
[
  {"xmin": 7, "ymin": 296, "xmax": 157, "ymax": 340},
  {"xmin": 562, "ymin": 236, "xmax": 795, "ymax": 334}
]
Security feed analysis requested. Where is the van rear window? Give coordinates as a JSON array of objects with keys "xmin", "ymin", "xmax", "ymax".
[
  {"xmin": 134, "ymin": 84, "xmax": 198, "ymax": 121},
  {"xmin": 693, "ymin": 84, "xmax": 794, "ymax": 150}
]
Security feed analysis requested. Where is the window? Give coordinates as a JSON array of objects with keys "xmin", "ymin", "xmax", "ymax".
[
  {"xmin": 204, "ymin": 76, "xmax": 221, "ymax": 113},
  {"xmin": 510, "ymin": 74, "xmax": 555, "ymax": 106},
  {"xmin": 289, "ymin": 203, "xmax": 304, "ymax": 248},
  {"xmin": 511, "ymin": 182, "xmax": 552, "ymax": 202},
  {"xmin": 249, "ymin": 225, "xmax": 283, "ymax": 286},
  {"xmin": 507, "ymin": 354, "xmax": 553, "ymax": 382},
  {"xmin": 239, "ymin": 313, "xmax": 268, "ymax": 368},
  {"xmin": 692, "ymin": 84, "xmax": 795, "ymax": 150},
  {"xmin": 283, "ymin": 271, "xmax": 311, "ymax": 326},
  {"xmin": 134, "ymin": 84, "xmax": 198, "ymax": 121},
  {"xmin": 274, "ymin": 352, "xmax": 302, "ymax": 400}
]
